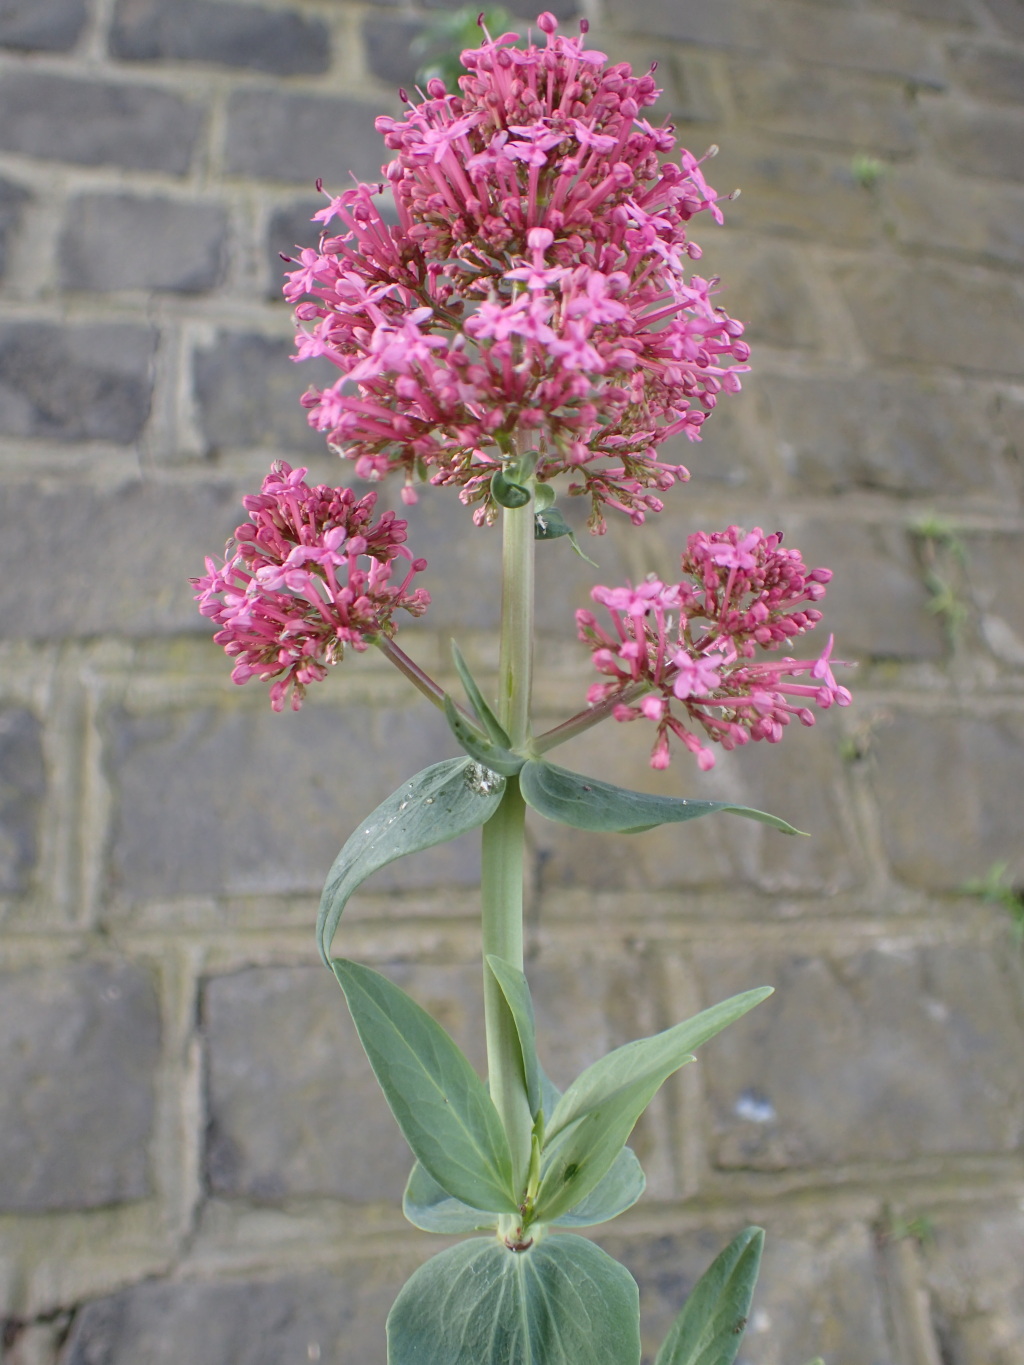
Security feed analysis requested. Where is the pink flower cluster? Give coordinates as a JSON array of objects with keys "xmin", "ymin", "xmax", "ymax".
[
  {"xmin": 576, "ymin": 527, "xmax": 851, "ymax": 769},
  {"xmin": 192, "ymin": 462, "xmax": 429, "ymax": 712},
  {"xmin": 285, "ymin": 12, "xmax": 748, "ymax": 531}
]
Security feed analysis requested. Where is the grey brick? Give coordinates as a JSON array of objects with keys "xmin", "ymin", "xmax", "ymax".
[
  {"xmin": 110, "ymin": 0, "xmax": 330, "ymax": 76},
  {"xmin": 886, "ymin": 0, "xmax": 976, "ymax": 20},
  {"xmin": 63, "ymin": 1269, "xmax": 404, "ymax": 1365},
  {"xmin": 0, "ymin": 176, "xmax": 30, "ymax": 280},
  {"xmin": 224, "ymin": 90, "xmax": 385, "ymax": 186},
  {"xmin": 921, "ymin": 1205, "xmax": 1024, "ymax": 1365},
  {"xmin": 709, "ymin": 237, "xmax": 823, "ymax": 349},
  {"xmin": 950, "ymin": 42, "xmax": 1024, "ymax": 104},
  {"xmin": 602, "ymin": 1221, "xmax": 890, "ymax": 1365},
  {"xmin": 59, "ymin": 194, "xmax": 227, "ymax": 294},
  {"xmin": 203, "ymin": 963, "xmax": 479, "ymax": 1201},
  {"xmin": 0, "ymin": 72, "xmax": 202, "ymax": 173},
  {"xmin": 0, "ymin": 323, "xmax": 155, "ymax": 442},
  {"xmin": 763, "ymin": 372, "xmax": 1009, "ymax": 497},
  {"xmin": 0, "ymin": 709, "xmax": 45, "ymax": 895},
  {"xmin": 694, "ymin": 942, "xmax": 1024, "ymax": 1169},
  {"xmin": 930, "ymin": 103, "xmax": 1024, "ymax": 182},
  {"xmin": 0, "ymin": 0, "xmax": 88, "ymax": 52},
  {"xmin": 883, "ymin": 164, "xmax": 1024, "ymax": 265},
  {"xmin": 193, "ymin": 330, "xmax": 336, "ymax": 454},
  {"xmin": 0, "ymin": 480, "xmax": 244, "ymax": 639},
  {"xmin": 870, "ymin": 713, "xmax": 1024, "ymax": 890},
  {"xmin": 764, "ymin": 2, "xmax": 945, "ymax": 87},
  {"xmin": 836, "ymin": 259, "xmax": 1024, "ymax": 378},
  {"xmin": 0, "ymin": 962, "xmax": 160, "ymax": 1212},
  {"xmin": 613, "ymin": 0, "xmax": 766, "ymax": 51},
  {"xmin": 730, "ymin": 60, "xmax": 919, "ymax": 153},
  {"xmin": 103, "ymin": 701, "xmax": 477, "ymax": 900},
  {"xmin": 362, "ymin": 16, "xmax": 426, "ymax": 88},
  {"xmin": 981, "ymin": 0, "xmax": 1024, "ymax": 40},
  {"xmin": 965, "ymin": 534, "xmax": 1024, "ymax": 668},
  {"xmin": 423, "ymin": 0, "xmax": 578, "ymax": 14}
]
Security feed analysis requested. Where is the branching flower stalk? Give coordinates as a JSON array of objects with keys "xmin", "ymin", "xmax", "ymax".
[{"xmin": 194, "ymin": 13, "xmax": 854, "ymax": 1362}]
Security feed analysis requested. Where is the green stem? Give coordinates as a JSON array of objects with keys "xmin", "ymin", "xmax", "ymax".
[
  {"xmin": 481, "ymin": 494, "xmax": 535, "ymax": 1208},
  {"xmin": 532, "ymin": 678, "xmax": 653, "ymax": 755}
]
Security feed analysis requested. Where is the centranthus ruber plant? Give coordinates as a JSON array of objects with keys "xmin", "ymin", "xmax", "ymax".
[{"xmin": 195, "ymin": 14, "xmax": 851, "ymax": 1364}]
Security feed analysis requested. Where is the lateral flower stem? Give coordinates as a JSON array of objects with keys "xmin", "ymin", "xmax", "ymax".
[
  {"xmin": 532, "ymin": 680, "xmax": 654, "ymax": 754},
  {"xmin": 373, "ymin": 634, "xmax": 474, "ymax": 721}
]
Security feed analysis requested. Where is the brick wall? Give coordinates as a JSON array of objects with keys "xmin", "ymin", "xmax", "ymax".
[{"xmin": 1, "ymin": 0, "xmax": 1023, "ymax": 1362}]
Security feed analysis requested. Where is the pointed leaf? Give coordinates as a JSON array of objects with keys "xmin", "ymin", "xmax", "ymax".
[
  {"xmin": 452, "ymin": 642, "xmax": 510, "ymax": 747},
  {"xmin": 492, "ymin": 469, "xmax": 531, "ymax": 507},
  {"xmin": 520, "ymin": 759, "xmax": 803, "ymax": 836},
  {"xmin": 444, "ymin": 694, "xmax": 524, "ymax": 776},
  {"xmin": 332, "ymin": 959, "xmax": 518, "ymax": 1214},
  {"xmin": 317, "ymin": 758, "xmax": 504, "ymax": 964},
  {"xmin": 387, "ymin": 1235, "xmax": 641, "ymax": 1365},
  {"xmin": 402, "ymin": 1160, "xmax": 499, "ymax": 1234},
  {"xmin": 549, "ymin": 1144, "xmax": 646, "ymax": 1227},
  {"xmin": 654, "ymin": 1226, "xmax": 764, "ymax": 1365},
  {"xmin": 547, "ymin": 988, "xmax": 773, "ymax": 1143},
  {"xmin": 534, "ymin": 508, "xmax": 598, "ymax": 565},
  {"xmin": 535, "ymin": 1066, "xmax": 690, "ymax": 1224},
  {"xmin": 486, "ymin": 955, "xmax": 543, "ymax": 1117}
]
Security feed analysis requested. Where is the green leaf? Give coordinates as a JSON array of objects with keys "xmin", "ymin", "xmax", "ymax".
[
  {"xmin": 387, "ymin": 1235, "xmax": 641, "ymax": 1365},
  {"xmin": 534, "ymin": 482, "xmax": 556, "ymax": 511},
  {"xmin": 535, "ymin": 1067, "xmax": 687, "ymax": 1224},
  {"xmin": 492, "ymin": 469, "xmax": 532, "ymax": 507},
  {"xmin": 534, "ymin": 508, "xmax": 598, "ymax": 565},
  {"xmin": 452, "ymin": 642, "xmax": 510, "ymax": 747},
  {"xmin": 444, "ymin": 694, "xmax": 524, "ymax": 776},
  {"xmin": 520, "ymin": 759, "xmax": 803, "ymax": 836},
  {"xmin": 316, "ymin": 758, "xmax": 504, "ymax": 964},
  {"xmin": 654, "ymin": 1226, "xmax": 764, "ymax": 1365},
  {"xmin": 486, "ymin": 955, "xmax": 543, "ymax": 1117},
  {"xmin": 548, "ymin": 1144, "xmax": 646, "ymax": 1227},
  {"xmin": 547, "ymin": 988, "xmax": 773, "ymax": 1143},
  {"xmin": 402, "ymin": 1160, "xmax": 499, "ymax": 1234},
  {"xmin": 332, "ymin": 959, "xmax": 518, "ymax": 1215}
]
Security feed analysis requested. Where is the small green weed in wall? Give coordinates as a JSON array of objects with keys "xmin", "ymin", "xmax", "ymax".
[
  {"xmin": 413, "ymin": 6, "xmax": 521, "ymax": 88},
  {"xmin": 909, "ymin": 512, "xmax": 969, "ymax": 644},
  {"xmin": 963, "ymin": 862, "xmax": 1024, "ymax": 942}
]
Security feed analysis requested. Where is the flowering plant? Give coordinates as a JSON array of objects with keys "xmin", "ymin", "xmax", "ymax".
[{"xmin": 195, "ymin": 15, "xmax": 849, "ymax": 1362}]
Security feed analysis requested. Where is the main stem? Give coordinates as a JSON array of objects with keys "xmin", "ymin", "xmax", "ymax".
[{"xmin": 481, "ymin": 493, "xmax": 535, "ymax": 1205}]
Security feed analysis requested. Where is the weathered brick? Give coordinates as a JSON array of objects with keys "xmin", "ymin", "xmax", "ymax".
[
  {"xmin": 870, "ymin": 712, "xmax": 1024, "ymax": 890},
  {"xmin": 110, "ymin": 0, "xmax": 330, "ymax": 76},
  {"xmin": 0, "ymin": 0, "xmax": 88, "ymax": 52},
  {"xmin": 103, "ymin": 700, "xmax": 476, "ymax": 901},
  {"xmin": 0, "ymin": 480, "xmax": 244, "ymax": 639},
  {"xmin": 950, "ymin": 42, "xmax": 1024, "ymax": 105},
  {"xmin": 981, "ymin": 0, "xmax": 1024, "ymax": 41},
  {"xmin": 694, "ymin": 942, "xmax": 1024, "ymax": 1169},
  {"xmin": 0, "ymin": 962, "xmax": 160, "ymax": 1211},
  {"xmin": 965, "ymin": 534, "xmax": 1024, "ymax": 667},
  {"xmin": 886, "ymin": 0, "xmax": 976, "ymax": 21},
  {"xmin": 423, "ymin": 0, "xmax": 578, "ymax": 14},
  {"xmin": 706, "ymin": 236, "xmax": 823, "ymax": 349},
  {"xmin": 602, "ymin": 1221, "xmax": 890, "ymax": 1365},
  {"xmin": 0, "ymin": 176, "xmax": 30, "ymax": 280},
  {"xmin": 0, "ymin": 323, "xmax": 155, "ymax": 442},
  {"xmin": 883, "ymin": 163, "xmax": 1024, "ymax": 264},
  {"xmin": 730, "ymin": 60, "xmax": 919, "ymax": 153},
  {"xmin": 362, "ymin": 16, "xmax": 425, "ymax": 88},
  {"xmin": 0, "ymin": 709, "xmax": 45, "ymax": 896},
  {"xmin": 224, "ymin": 91, "xmax": 385, "ymax": 186},
  {"xmin": 921, "ymin": 1204, "xmax": 1024, "ymax": 1365},
  {"xmin": 929, "ymin": 103, "xmax": 1024, "ymax": 182},
  {"xmin": 762, "ymin": 371, "xmax": 1010, "ymax": 497},
  {"xmin": 62, "ymin": 1269, "xmax": 404, "ymax": 1365},
  {"xmin": 193, "ymin": 330, "xmax": 336, "ymax": 454},
  {"xmin": 611, "ymin": 0, "xmax": 766, "ymax": 52},
  {"xmin": 203, "ymin": 964, "xmax": 458, "ymax": 1201},
  {"xmin": 715, "ymin": 141, "xmax": 881, "ymax": 246},
  {"xmin": 764, "ymin": 2, "xmax": 944, "ymax": 86},
  {"xmin": 836, "ymin": 258, "xmax": 1024, "ymax": 378},
  {"xmin": 59, "ymin": 194, "xmax": 227, "ymax": 294},
  {"xmin": 0, "ymin": 72, "xmax": 202, "ymax": 173}
]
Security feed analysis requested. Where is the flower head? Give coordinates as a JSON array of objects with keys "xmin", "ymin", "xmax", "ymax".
[
  {"xmin": 193, "ymin": 462, "xmax": 429, "ymax": 711},
  {"xmin": 576, "ymin": 528, "xmax": 851, "ymax": 769},
  {"xmin": 285, "ymin": 14, "xmax": 748, "ymax": 531}
]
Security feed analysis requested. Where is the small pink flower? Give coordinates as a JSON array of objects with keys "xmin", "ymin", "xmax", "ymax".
[
  {"xmin": 193, "ymin": 462, "xmax": 429, "ymax": 711},
  {"xmin": 576, "ymin": 529, "xmax": 851, "ymax": 769}
]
